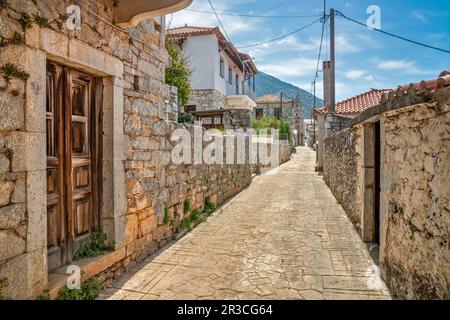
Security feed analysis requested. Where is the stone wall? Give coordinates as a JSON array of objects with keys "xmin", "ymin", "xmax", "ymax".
[
  {"xmin": 0, "ymin": 0, "xmax": 259, "ymax": 299},
  {"xmin": 322, "ymin": 87, "xmax": 450, "ymax": 299},
  {"xmin": 223, "ymin": 109, "xmax": 252, "ymax": 130},
  {"xmin": 323, "ymin": 127, "xmax": 362, "ymax": 231},
  {"xmin": 189, "ymin": 89, "xmax": 226, "ymax": 111},
  {"xmin": 380, "ymin": 94, "xmax": 450, "ymax": 299}
]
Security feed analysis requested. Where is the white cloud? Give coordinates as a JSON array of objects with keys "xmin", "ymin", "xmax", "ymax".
[
  {"xmin": 412, "ymin": 11, "xmax": 427, "ymax": 22},
  {"xmin": 259, "ymin": 58, "xmax": 318, "ymax": 77},
  {"xmin": 335, "ymin": 36, "xmax": 359, "ymax": 53},
  {"xmin": 375, "ymin": 59, "xmax": 434, "ymax": 75},
  {"xmin": 345, "ymin": 70, "xmax": 366, "ymax": 80},
  {"xmin": 168, "ymin": 1, "xmax": 259, "ymax": 38}
]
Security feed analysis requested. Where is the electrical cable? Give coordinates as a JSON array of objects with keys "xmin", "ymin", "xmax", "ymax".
[{"xmin": 336, "ymin": 10, "xmax": 450, "ymax": 54}]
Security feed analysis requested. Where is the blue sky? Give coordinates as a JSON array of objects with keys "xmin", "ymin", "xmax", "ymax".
[{"xmin": 169, "ymin": 0, "xmax": 450, "ymax": 101}]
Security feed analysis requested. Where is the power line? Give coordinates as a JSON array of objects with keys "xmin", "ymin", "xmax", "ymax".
[
  {"xmin": 207, "ymin": 0, "xmax": 233, "ymax": 43},
  {"xmin": 336, "ymin": 11, "xmax": 450, "ymax": 54},
  {"xmin": 186, "ymin": 8, "xmax": 322, "ymax": 19},
  {"xmin": 236, "ymin": 18, "xmax": 322, "ymax": 49},
  {"xmin": 314, "ymin": 15, "xmax": 328, "ymax": 81}
]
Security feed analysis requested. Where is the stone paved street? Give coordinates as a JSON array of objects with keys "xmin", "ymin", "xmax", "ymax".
[{"xmin": 99, "ymin": 147, "xmax": 391, "ymax": 300}]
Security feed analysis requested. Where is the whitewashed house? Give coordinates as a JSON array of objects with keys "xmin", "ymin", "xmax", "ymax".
[{"xmin": 167, "ymin": 26, "xmax": 258, "ymax": 128}]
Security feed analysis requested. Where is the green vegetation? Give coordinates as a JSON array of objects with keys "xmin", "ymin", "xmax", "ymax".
[
  {"xmin": 204, "ymin": 199, "xmax": 216, "ymax": 215},
  {"xmin": 1, "ymin": 63, "xmax": 30, "ymax": 83},
  {"xmin": 35, "ymin": 289, "xmax": 51, "ymax": 300},
  {"xmin": 73, "ymin": 226, "xmax": 114, "ymax": 261},
  {"xmin": 165, "ymin": 40, "xmax": 191, "ymax": 107},
  {"xmin": 33, "ymin": 13, "xmax": 49, "ymax": 27},
  {"xmin": 20, "ymin": 13, "xmax": 33, "ymax": 30},
  {"xmin": 0, "ymin": 0, "xmax": 9, "ymax": 9},
  {"xmin": 163, "ymin": 208, "xmax": 170, "ymax": 225},
  {"xmin": 0, "ymin": 277, "xmax": 11, "ymax": 300},
  {"xmin": 183, "ymin": 199, "xmax": 191, "ymax": 213},
  {"xmin": 190, "ymin": 209, "xmax": 201, "ymax": 223},
  {"xmin": 252, "ymin": 116, "xmax": 293, "ymax": 144},
  {"xmin": 178, "ymin": 113, "xmax": 194, "ymax": 124},
  {"xmin": 10, "ymin": 32, "xmax": 25, "ymax": 45},
  {"xmin": 57, "ymin": 277, "xmax": 100, "ymax": 300},
  {"xmin": 178, "ymin": 217, "xmax": 193, "ymax": 232}
]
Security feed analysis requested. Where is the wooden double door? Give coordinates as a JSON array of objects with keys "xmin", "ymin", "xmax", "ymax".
[{"xmin": 46, "ymin": 62, "xmax": 101, "ymax": 271}]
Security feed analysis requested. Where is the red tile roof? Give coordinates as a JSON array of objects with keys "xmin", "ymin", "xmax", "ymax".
[
  {"xmin": 399, "ymin": 70, "xmax": 450, "ymax": 93},
  {"xmin": 317, "ymin": 89, "xmax": 390, "ymax": 116},
  {"xmin": 167, "ymin": 26, "xmax": 258, "ymax": 75},
  {"xmin": 316, "ymin": 71, "xmax": 450, "ymax": 117}
]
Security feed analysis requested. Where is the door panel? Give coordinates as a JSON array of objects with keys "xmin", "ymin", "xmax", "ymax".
[{"xmin": 46, "ymin": 62, "xmax": 99, "ymax": 272}]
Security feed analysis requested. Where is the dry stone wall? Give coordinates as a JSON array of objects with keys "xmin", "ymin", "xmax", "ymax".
[
  {"xmin": 322, "ymin": 87, "xmax": 450, "ymax": 299},
  {"xmin": 189, "ymin": 89, "xmax": 226, "ymax": 111},
  {"xmin": 0, "ymin": 0, "xmax": 263, "ymax": 298},
  {"xmin": 323, "ymin": 127, "xmax": 362, "ymax": 231},
  {"xmin": 380, "ymin": 93, "xmax": 450, "ymax": 299}
]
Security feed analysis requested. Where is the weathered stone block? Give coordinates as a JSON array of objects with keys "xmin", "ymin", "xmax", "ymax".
[
  {"xmin": 0, "ymin": 203, "xmax": 26, "ymax": 230},
  {"xmin": 0, "ymin": 91, "xmax": 24, "ymax": 131},
  {"xmin": 0, "ymin": 230, "xmax": 26, "ymax": 262},
  {"xmin": 0, "ymin": 180, "xmax": 15, "ymax": 206}
]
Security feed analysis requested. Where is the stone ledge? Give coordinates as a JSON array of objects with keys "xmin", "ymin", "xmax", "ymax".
[{"xmin": 47, "ymin": 247, "xmax": 126, "ymax": 299}]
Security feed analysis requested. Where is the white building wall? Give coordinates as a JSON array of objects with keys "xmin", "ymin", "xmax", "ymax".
[
  {"xmin": 181, "ymin": 34, "xmax": 218, "ymax": 91},
  {"xmin": 181, "ymin": 34, "xmax": 244, "ymax": 97}
]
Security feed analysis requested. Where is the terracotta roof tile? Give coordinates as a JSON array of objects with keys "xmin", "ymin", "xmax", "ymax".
[
  {"xmin": 318, "ymin": 89, "xmax": 390, "ymax": 115},
  {"xmin": 316, "ymin": 70, "xmax": 450, "ymax": 117}
]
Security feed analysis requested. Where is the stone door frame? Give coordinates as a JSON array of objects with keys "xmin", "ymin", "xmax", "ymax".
[{"xmin": 23, "ymin": 29, "xmax": 126, "ymax": 289}]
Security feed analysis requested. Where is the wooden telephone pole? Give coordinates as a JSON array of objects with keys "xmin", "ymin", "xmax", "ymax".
[{"xmin": 330, "ymin": 8, "xmax": 336, "ymax": 112}]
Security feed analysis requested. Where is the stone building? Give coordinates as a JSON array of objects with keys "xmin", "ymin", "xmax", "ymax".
[
  {"xmin": 322, "ymin": 71, "xmax": 450, "ymax": 299},
  {"xmin": 0, "ymin": 0, "xmax": 277, "ymax": 299},
  {"xmin": 166, "ymin": 26, "xmax": 258, "ymax": 130},
  {"xmin": 255, "ymin": 94, "xmax": 303, "ymax": 145}
]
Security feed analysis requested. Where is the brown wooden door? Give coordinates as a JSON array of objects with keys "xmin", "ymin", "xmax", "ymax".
[{"xmin": 46, "ymin": 62, "xmax": 100, "ymax": 272}]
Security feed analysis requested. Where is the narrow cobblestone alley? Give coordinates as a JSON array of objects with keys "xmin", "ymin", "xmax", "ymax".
[{"xmin": 99, "ymin": 147, "xmax": 391, "ymax": 300}]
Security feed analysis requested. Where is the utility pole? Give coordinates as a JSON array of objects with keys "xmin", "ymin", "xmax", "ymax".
[
  {"xmin": 280, "ymin": 92, "xmax": 283, "ymax": 119},
  {"xmin": 330, "ymin": 8, "xmax": 336, "ymax": 112},
  {"xmin": 313, "ymin": 81, "xmax": 316, "ymax": 145}
]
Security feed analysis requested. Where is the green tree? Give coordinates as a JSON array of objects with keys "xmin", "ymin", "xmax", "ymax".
[
  {"xmin": 165, "ymin": 40, "xmax": 191, "ymax": 107},
  {"xmin": 252, "ymin": 116, "xmax": 293, "ymax": 144}
]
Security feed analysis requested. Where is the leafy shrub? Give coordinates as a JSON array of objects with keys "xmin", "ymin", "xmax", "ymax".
[
  {"xmin": 190, "ymin": 209, "xmax": 201, "ymax": 223},
  {"xmin": 57, "ymin": 277, "xmax": 100, "ymax": 300},
  {"xmin": 251, "ymin": 116, "xmax": 293, "ymax": 144},
  {"xmin": 204, "ymin": 200, "xmax": 216, "ymax": 215},
  {"xmin": 178, "ymin": 112, "xmax": 193, "ymax": 124},
  {"xmin": 183, "ymin": 199, "xmax": 191, "ymax": 213},
  {"xmin": 163, "ymin": 208, "xmax": 170, "ymax": 225},
  {"xmin": 165, "ymin": 40, "xmax": 191, "ymax": 106},
  {"xmin": 73, "ymin": 227, "xmax": 114, "ymax": 261},
  {"xmin": 178, "ymin": 218, "xmax": 192, "ymax": 232},
  {"xmin": 0, "ymin": 277, "xmax": 11, "ymax": 300},
  {"xmin": 35, "ymin": 289, "xmax": 51, "ymax": 300}
]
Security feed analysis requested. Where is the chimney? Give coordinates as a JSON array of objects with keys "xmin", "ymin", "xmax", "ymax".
[{"xmin": 322, "ymin": 61, "xmax": 332, "ymax": 110}]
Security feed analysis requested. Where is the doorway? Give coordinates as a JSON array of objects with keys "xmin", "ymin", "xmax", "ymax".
[
  {"xmin": 374, "ymin": 121, "xmax": 381, "ymax": 245},
  {"xmin": 46, "ymin": 61, "xmax": 101, "ymax": 271}
]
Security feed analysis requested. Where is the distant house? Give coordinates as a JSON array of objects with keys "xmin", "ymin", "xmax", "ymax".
[{"xmin": 167, "ymin": 26, "xmax": 259, "ymax": 129}]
